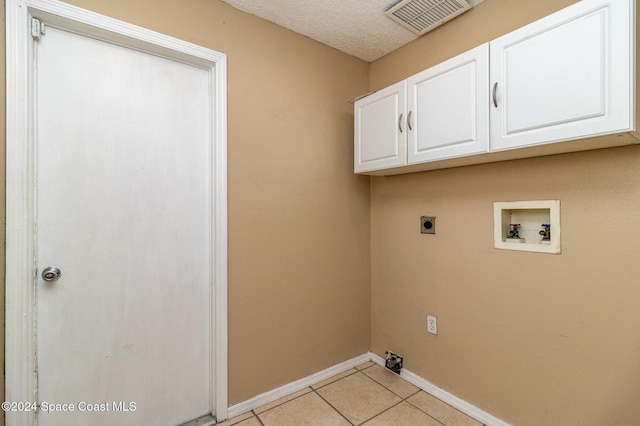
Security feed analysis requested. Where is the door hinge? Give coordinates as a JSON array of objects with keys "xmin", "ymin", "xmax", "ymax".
[{"xmin": 31, "ymin": 18, "xmax": 45, "ymax": 40}]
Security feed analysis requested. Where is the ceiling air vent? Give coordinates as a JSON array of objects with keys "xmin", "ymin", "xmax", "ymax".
[{"xmin": 385, "ymin": 0, "xmax": 473, "ymax": 35}]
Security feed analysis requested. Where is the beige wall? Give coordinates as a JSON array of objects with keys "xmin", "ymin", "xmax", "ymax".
[
  {"xmin": 370, "ymin": 1, "xmax": 640, "ymax": 425},
  {"xmin": 1, "ymin": 0, "xmax": 371, "ymax": 412}
]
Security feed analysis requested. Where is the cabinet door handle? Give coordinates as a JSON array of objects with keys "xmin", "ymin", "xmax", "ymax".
[
  {"xmin": 398, "ymin": 113, "xmax": 404, "ymax": 133},
  {"xmin": 407, "ymin": 111, "xmax": 413, "ymax": 131},
  {"xmin": 492, "ymin": 82, "xmax": 498, "ymax": 108}
]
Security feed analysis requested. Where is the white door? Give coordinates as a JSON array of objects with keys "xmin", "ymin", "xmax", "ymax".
[
  {"xmin": 407, "ymin": 43, "xmax": 489, "ymax": 163},
  {"xmin": 354, "ymin": 81, "xmax": 407, "ymax": 173},
  {"xmin": 34, "ymin": 23, "xmax": 212, "ymax": 426},
  {"xmin": 489, "ymin": 0, "xmax": 633, "ymax": 151}
]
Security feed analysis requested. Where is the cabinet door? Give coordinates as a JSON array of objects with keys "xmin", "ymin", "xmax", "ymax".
[
  {"xmin": 490, "ymin": 0, "xmax": 633, "ymax": 151},
  {"xmin": 354, "ymin": 81, "xmax": 407, "ymax": 173},
  {"xmin": 407, "ymin": 44, "xmax": 489, "ymax": 164}
]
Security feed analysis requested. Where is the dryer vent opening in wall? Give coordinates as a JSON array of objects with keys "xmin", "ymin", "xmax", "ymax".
[
  {"xmin": 385, "ymin": 0, "xmax": 477, "ymax": 35},
  {"xmin": 385, "ymin": 351, "xmax": 403, "ymax": 374}
]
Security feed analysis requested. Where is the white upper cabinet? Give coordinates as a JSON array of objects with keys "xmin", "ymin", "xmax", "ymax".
[
  {"xmin": 490, "ymin": 0, "xmax": 633, "ymax": 151},
  {"xmin": 355, "ymin": 0, "xmax": 636, "ymax": 175},
  {"xmin": 407, "ymin": 43, "xmax": 489, "ymax": 163},
  {"xmin": 354, "ymin": 81, "xmax": 407, "ymax": 173},
  {"xmin": 354, "ymin": 44, "xmax": 489, "ymax": 173}
]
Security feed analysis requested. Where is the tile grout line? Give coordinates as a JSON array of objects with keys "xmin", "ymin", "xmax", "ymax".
[
  {"xmin": 357, "ymin": 369, "xmax": 410, "ymax": 425},
  {"xmin": 240, "ymin": 367, "xmax": 365, "ymax": 425},
  {"xmin": 358, "ymin": 366, "xmax": 447, "ymax": 426},
  {"xmin": 368, "ymin": 364, "xmax": 486, "ymax": 426},
  {"xmin": 251, "ymin": 409, "xmax": 266, "ymax": 426},
  {"xmin": 313, "ymin": 367, "xmax": 361, "ymax": 390},
  {"xmin": 309, "ymin": 366, "xmax": 407, "ymax": 426},
  {"xmin": 251, "ymin": 387, "xmax": 314, "ymax": 417},
  {"xmin": 311, "ymin": 387, "xmax": 357, "ymax": 425},
  {"xmin": 249, "ymin": 378, "xmax": 359, "ymax": 426},
  {"xmin": 401, "ymin": 387, "xmax": 483, "ymax": 426},
  {"xmin": 308, "ymin": 364, "xmax": 377, "ymax": 425},
  {"xmin": 230, "ymin": 362, "xmax": 474, "ymax": 426},
  {"xmin": 311, "ymin": 368, "xmax": 413, "ymax": 426},
  {"xmin": 403, "ymin": 398, "xmax": 447, "ymax": 426}
]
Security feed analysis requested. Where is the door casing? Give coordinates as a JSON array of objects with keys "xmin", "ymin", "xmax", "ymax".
[{"xmin": 5, "ymin": 1, "xmax": 228, "ymax": 424}]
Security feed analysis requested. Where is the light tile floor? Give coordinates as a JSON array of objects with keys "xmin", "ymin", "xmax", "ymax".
[{"xmin": 216, "ymin": 362, "xmax": 483, "ymax": 426}]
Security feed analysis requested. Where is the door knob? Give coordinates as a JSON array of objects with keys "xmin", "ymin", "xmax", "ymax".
[{"xmin": 42, "ymin": 266, "xmax": 62, "ymax": 282}]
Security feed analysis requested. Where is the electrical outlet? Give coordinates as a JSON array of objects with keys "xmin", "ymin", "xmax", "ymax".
[
  {"xmin": 427, "ymin": 315, "xmax": 437, "ymax": 335},
  {"xmin": 421, "ymin": 216, "xmax": 436, "ymax": 234}
]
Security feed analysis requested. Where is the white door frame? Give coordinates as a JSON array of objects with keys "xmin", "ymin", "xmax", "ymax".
[{"xmin": 5, "ymin": 1, "xmax": 228, "ymax": 424}]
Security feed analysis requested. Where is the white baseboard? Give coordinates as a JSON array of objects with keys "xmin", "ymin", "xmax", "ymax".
[
  {"xmin": 226, "ymin": 352, "xmax": 510, "ymax": 426},
  {"xmin": 226, "ymin": 353, "xmax": 370, "ymax": 420},
  {"xmin": 370, "ymin": 353, "xmax": 511, "ymax": 426}
]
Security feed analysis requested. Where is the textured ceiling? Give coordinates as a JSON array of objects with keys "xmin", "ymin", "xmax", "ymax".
[
  {"xmin": 221, "ymin": 0, "xmax": 414, "ymax": 62},
  {"xmin": 222, "ymin": 0, "xmax": 483, "ymax": 62}
]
